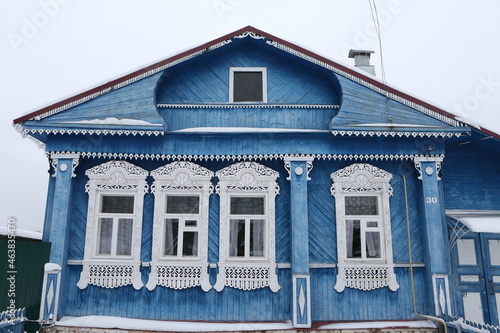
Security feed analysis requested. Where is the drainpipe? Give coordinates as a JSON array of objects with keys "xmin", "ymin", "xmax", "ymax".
[{"xmin": 402, "ymin": 175, "xmax": 448, "ymax": 333}]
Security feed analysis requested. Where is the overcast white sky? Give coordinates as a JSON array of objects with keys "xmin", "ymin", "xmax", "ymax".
[{"xmin": 1, "ymin": 0, "xmax": 500, "ymax": 233}]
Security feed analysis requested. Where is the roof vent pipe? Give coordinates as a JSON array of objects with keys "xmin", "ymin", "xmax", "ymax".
[{"xmin": 348, "ymin": 49, "xmax": 376, "ymax": 76}]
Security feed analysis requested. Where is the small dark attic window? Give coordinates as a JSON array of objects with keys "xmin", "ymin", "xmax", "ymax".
[{"xmin": 229, "ymin": 67, "xmax": 267, "ymax": 103}]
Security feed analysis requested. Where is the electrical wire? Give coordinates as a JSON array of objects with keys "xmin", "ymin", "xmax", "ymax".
[{"xmin": 368, "ymin": 0, "xmax": 387, "ymax": 84}]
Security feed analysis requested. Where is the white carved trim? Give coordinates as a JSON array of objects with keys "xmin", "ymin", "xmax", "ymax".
[
  {"xmin": 292, "ymin": 274, "xmax": 312, "ymax": 328},
  {"xmin": 432, "ymin": 274, "xmax": 451, "ymax": 316},
  {"xmin": 50, "ymin": 153, "xmax": 80, "ymax": 178},
  {"xmin": 76, "ymin": 262, "xmax": 143, "ymax": 289},
  {"xmin": 48, "ymin": 151, "xmax": 445, "ymax": 163},
  {"xmin": 331, "ymin": 163, "xmax": 399, "ymax": 292},
  {"xmin": 331, "ymin": 130, "xmax": 464, "ymax": 138},
  {"xmin": 146, "ymin": 161, "xmax": 213, "ymax": 291},
  {"xmin": 284, "ymin": 156, "xmax": 314, "ymax": 181},
  {"xmin": 157, "ymin": 104, "xmax": 339, "ymax": 109},
  {"xmin": 214, "ymin": 161, "xmax": 280, "ymax": 292},
  {"xmin": 414, "ymin": 156, "xmax": 444, "ymax": 181},
  {"xmin": 234, "ymin": 31, "xmax": 266, "ymax": 40},
  {"xmin": 77, "ymin": 161, "xmax": 148, "ymax": 290},
  {"xmin": 214, "ymin": 263, "xmax": 280, "ymax": 292},
  {"xmin": 24, "ymin": 128, "xmax": 164, "ymax": 137},
  {"xmin": 146, "ymin": 264, "xmax": 211, "ymax": 292},
  {"xmin": 334, "ymin": 264, "xmax": 399, "ymax": 292}
]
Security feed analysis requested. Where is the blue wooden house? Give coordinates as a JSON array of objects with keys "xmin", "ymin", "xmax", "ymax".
[{"xmin": 13, "ymin": 26, "xmax": 500, "ymax": 331}]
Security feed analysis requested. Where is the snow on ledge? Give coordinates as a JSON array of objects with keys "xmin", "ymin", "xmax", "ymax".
[
  {"xmin": 319, "ymin": 320, "xmax": 437, "ymax": 330},
  {"xmin": 0, "ymin": 226, "xmax": 42, "ymax": 240},
  {"xmin": 66, "ymin": 118, "xmax": 163, "ymax": 126},
  {"xmin": 172, "ymin": 127, "xmax": 328, "ymax": 133},
  {"xmin": 57, "ymin": 316, "xmax": 293, "ymax": 332},
  {"xmin": 56, "ymin": 316, "xmax": 437, "ymax": 332}
]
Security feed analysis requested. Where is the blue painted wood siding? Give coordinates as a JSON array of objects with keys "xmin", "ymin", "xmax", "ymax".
[
  {"xmin": 156, "ymin": 39, "xmax": 341, "ymax": 106},
  {"xmin": 443, "ymin": 144, "xmax": 500, "ymax": 210},
  {"xmin": 333, "ymin": 75, "xmax": 452, "ymax": 127},
  {"xmin": 160, "ymin": 106, "xmax": 337, "ymax": 131},
  {"xmin": 28, "ymin": 72, "xmax": 165, "ymax": 127},
  {"xmin": 61, "ymin": 157, "xmax": 429, "ymax": 322},
  {"xmin": 45, "ymin": 132, "xmax": 445, "ymax": 158}
]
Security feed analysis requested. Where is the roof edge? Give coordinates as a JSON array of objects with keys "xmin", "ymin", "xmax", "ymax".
[{"xmin": 12, "ymin": 26, "xmax": 500, "ymax": 140}]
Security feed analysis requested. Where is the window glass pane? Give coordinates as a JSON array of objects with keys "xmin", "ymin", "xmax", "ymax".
[
  {"xmin": 366, "ymin": 231, "xmax": 381, "ymax": 258},
  {"xmin": 101, "ymin": 195, "xmax": 134, "ymax": 214},
  {"xmin": 164, "ymin": 219, "xmax": 179, "ymax": 256},
  {"xmin": 233, "ymin": 71, "xmax": 263, "ymax": 102},
  {"xmin": 182, "ymin": 232, "xmax": 198, "ymax": 257},
  {"xmin": 346, "ymin": 219, "xmax": 361, "ymax": 258},
  {"xmin": 117, "ymin": 218, "xmax": 133, "ymax": 255},
  {"xmin": 166, "ymin": 196, "xmax": 199, "ymax": 214},
  {"xmin": 457, "ymin": 239, "xmax": 477, "ymax": 265},
  {"xmin": 185, "ymin": 220, "xmax": 197, "ymax": 227},
  {"xmin": 345, "ymin": 196, "xmax": 378, "ymax": 215},
  {"xmin": 98, "ymin": 218, "xmax": 113, "ymax": 255},
  {"xmin": 367, "ymin": 221, "xmax": 378, "ymax": 228},
  {"xmin": 250, "ymin": 219, "xmax": 265, "ymax": 257},
  {"xmin": 229, "ymin": 219, "xmax": 246, "ymax": 257},
  {"xmin": 230, "ymin": 197, "xmax": 264, "ymax": 215}
]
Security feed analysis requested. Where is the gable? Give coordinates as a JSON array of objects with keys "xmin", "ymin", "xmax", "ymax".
[
  {"xmin": 328, "ymin": 74, "xmax": 471, "ymax": 138},
  {"xmin": 14, "ymin": 26, "xmax": 483, "ymax": 143},
  {"xmin": 155, "ymin": 38, "xmax": 341, "ymax": 131}
]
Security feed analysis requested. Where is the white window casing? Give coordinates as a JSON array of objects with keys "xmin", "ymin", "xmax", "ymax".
[
  {"xmin": 330, "ymin": 163, "xmax": 399, "ymax": 292},
  {"xmin": 77, "ymin": 160, "xmax": 148, "ymax": 290},
  {"xmin": 214, "ymin": 161, "xmax": 280, "ymax": 292},
  {"xmin": 146, "ymin": 161, "xmax": 213, "ymax": 292}
]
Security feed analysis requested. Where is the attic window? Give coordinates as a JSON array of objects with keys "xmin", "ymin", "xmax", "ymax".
[{"xmin": 229, "ymin": 67, "xmax": 267, "ymax": 103}]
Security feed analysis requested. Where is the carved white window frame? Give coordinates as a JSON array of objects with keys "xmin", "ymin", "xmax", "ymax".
[
  {"xmin": 330, "ymin": 163, "xmax": 399, "ymax": 292},
  {"xmin": 77, "ymin": 160, "xmax": 148, "ymax": 290},
  {"xmin": 229, "ymin": 67, "xmax": 268, "ymax": 103},
  {"xmin": 214, "ymin": 161, "xmax": 280, "ymax": 292},
  {"xmin": 146, "ymin": 161, "xmax": 213, "ymax": 292}
]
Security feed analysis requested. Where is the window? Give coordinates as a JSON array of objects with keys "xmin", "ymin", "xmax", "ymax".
[
  {"xmin": 77, "ymin": 160, "xmax": 148, "ymax": 290},
  {"xmin": 96, "ymin": 195, "xmax": 135, "ymax": 256},
  {"xmin": 344, "ymin": 196, "xmax": 383, "ymax": 260},
  {"xmin": 146, "ymin": 161, "xmax": 213, "ymax": 292},
  {"xmin": 214, "ymin": 161, "xmax": 280, "ymax": 292},
  {"xmin": 229, "ymin": 67, "xmax": 267, "ymax": 103},
  {"xmin": 229, "ymin": 196, "xmax": 266, "ymax": 258},
  {"xmin": 163, "ymin": 195, "xmax": 200, "ymax": 258},
  {"xmin": 331, "ymin": 163, "xmax": 399, "ymax": 292}
]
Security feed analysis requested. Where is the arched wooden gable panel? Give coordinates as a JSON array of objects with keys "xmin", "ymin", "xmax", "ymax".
[{"xmin": 155, "ymin": 38, "xmax": 341, "ymax": 131}]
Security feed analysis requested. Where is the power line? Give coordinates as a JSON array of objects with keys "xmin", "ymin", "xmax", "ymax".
[{"xmin": 368, "ymin": 0, "xmax": 387, "ymax": 84}]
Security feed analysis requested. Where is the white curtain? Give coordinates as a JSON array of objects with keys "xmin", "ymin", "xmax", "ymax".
[
  {"xmin": 366, "ymin": 232, "xmax": 380, "ymax": 258},
  {"xmin": 116, "ymin": 218, "xmax": 133, "ymax": 255},
  {"xmin": 164, "ymin": 218, "xmax": 177, "ymax": 256},
  {"xmin": 346, "ymin": 219, "xmax": 354, "ymax": 258},
  {"xmin": 250, "ymin": 219, "xmax": 264, "ymax": 257}
]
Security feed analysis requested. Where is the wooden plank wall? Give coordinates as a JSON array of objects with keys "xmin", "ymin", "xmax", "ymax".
[
  {"xmin": 442, "ymin": 145, "xmax": 500, "ymax": 210},
  {"xmin": 37, "ymin": 72, "xmax": 165, "ymax": 125},
  {"xmin": 63, "ymin": 158, "xmax": 429, "ymax": 321},
  {"xmin": 333, "ymin": 75, "xmax": 450, "ymax": 127},
  {"xmin": 156, "ymin": 40, "xmax": 341, "ymax": 106},
  {"xmin": 161, "ymin": 106, "xmax": 337, "ymax": 131}
]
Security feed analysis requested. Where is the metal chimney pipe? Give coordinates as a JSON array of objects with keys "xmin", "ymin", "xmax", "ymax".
[{"xmin": 348, "ymin": 49, "xmax": 376, "ymax": 76}]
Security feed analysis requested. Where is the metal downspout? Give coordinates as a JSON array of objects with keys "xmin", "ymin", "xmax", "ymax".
[{"xmin": 401, "ymin": 174, "xmax": 448, "ymax": 333}]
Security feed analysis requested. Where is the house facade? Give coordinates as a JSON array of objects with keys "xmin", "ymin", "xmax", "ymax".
[{"xmin": 13, "ymin": 27, "xmax": 500, "ymax": 331}]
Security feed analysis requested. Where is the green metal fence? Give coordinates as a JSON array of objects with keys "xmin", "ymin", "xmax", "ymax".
[{"xmin": 0, "ymin": 240, "xmax": 51, "ymax": 333}]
